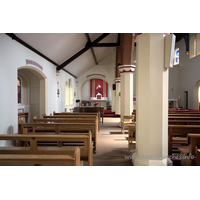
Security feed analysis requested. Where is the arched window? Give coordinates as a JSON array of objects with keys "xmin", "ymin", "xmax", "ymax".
[
  {"xmin": 194, "ymin": 38, "xmax": 197, "ymax": 56},
  {"xmin": 190, "ymin": 35, "xmax": 196, "ymax": 59},
  {"xmin": 174, "ymin": 48, "xmax": 179, "ymax": 65},
  {"xmin": 69, "ymin": 79, "xmax": 73, "ymax": 105},
  {"xmin": 65, "ymin": 79, "xmax": 74, "ymax": 106},
  {"xmin": 65, "ymin": 81, "xmax": 69, "ymax": 105},
  {"xmin": 197, "ymin": 33, "xmax": 200, "ymax": 56},
  {"xmin": 17, "ymin": 77, "xmax": 22, "ymax": 104}
]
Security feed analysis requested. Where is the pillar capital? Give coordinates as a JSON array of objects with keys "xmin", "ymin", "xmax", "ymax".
[
  {"xmin": 114, "ymin": 77, "xmax": 121, "ymax": 83},
  {"xmin": 118, "ymin": 65, "xmax": 136, "ymax": 74}
]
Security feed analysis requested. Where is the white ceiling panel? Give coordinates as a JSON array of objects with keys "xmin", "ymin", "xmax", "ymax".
[{"xmin": 13, "ymin": 33, "xmax": 118, "ymax": 78}]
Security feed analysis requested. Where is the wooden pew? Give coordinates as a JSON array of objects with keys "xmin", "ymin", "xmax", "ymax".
[
  {"xmin": 196, "ymin": 149, "xmax": 200, "ymax": 166},
  {"xmin": 168, "ymin": 120, "xmax": 200, "ymax": 125},
  {"xmin": 38, "ymin": 117, "xmax": 98, "ymax": 153},
  {"xmin": 168, "ymin": 125, "xmax": 200, "ymax": 156},
  {"xmin": 53, "ymin": 111, "xmax": 100, "ymax": 129},
  {"xmin": 0, "ymin": 134, "xmax": 84, "ymax": 166},
  {"xmin": 74, "ymin": 106, "xmax": 104, "ymax": 124},
  {"xmin": 18, "ymin": 112, "xmax": 29, "ymax": 122},
  {"xmin": 168, "ymin": 116, "xmax": 200, "ymax": 120},
  {"xmin": 169, "ymin": 113, "xmax": 200, "ymax": 117},
  {"xmin": 187, "ymin": 133, "xmax": 200, "ymax": 165},
  {"xmin": 178, "ymin": 134, "xmax": 200, "ymax": 166},
  {"xmin": 18, "ymin": 122, "xmax": 94, "ymax": 165}
]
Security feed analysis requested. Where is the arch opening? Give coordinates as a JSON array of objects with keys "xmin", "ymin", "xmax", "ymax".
[{"xmin": 17, "ymin": 66, "xmax": 47, "ymax": 120}]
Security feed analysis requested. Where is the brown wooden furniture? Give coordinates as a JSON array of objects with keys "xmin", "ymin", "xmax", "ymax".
[
  {"xmin": 168, "ymin": 120, "xmax": 200, "ymax": 125},
  {"xmin": 0, "ymin": 134, "xmax": 84, "ymax": 166},
  {"xmin": 128, "ymin": 124, "xmax": 136, "ymax": 154},
  {"xmin": 17, "ymin": 125, "xmax": 93, "ymax": 165},
  {"xmin": 40, "ymin": 116, "xmax": 98, "ymax": 153},
  {"xmin": 121, "ymin": 114, "xmax": 135, "ymax": 134},
  {"xmin": 168, "ymin": 125, "xmax": 200, "ymax": 155},
  {"xmin": 18, "ymin": 112, "xmax": 29, "ymax": 123},
  {"xmin": 187, "ymin": 134, "xmax": 200, "ymax": 165},
  {"xmin": 168, "ymin": 116, "xmax": 200, "ymax": 120},
  {"xmin": 74, "ymin": 106, "xmax": 104, "ymax": 124},
  {"xmin": 168, "ymin": 113, "xmax": 200, "ymax": 117},
  {"xmin": 178, "ymin": 147, "xmax": 191, "ymax": 166},
  {"xmin": 196, "ymin": 149, "xmax": 200, "ymax": 166},
  {"xmin": 53, "ymin": 111, "xmax": 100, "ymax": 130},
  {"xmin": 178, "ymin": 134, "xmax": 200, "ymax": 166}
]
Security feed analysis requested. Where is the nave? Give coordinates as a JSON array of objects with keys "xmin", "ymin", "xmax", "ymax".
[
  {"xmin": 0, "ymin": 116, "xmax": 133, "ymax": 166},
  {"xmin": 92, "ymin": 117, "xmax": 132, "ymax": 166}
]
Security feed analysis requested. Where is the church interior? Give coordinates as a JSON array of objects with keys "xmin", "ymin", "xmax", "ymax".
[
  {"xmin": 1, "ymin": 2, "xmax": 200, "ymax": 199},
  {"xmin": 2, "ymin": 32, "xmax": 200, "ymax": 167}
]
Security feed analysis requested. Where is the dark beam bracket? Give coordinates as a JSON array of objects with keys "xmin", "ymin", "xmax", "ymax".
[
  {"xmin": 57, "ymin": 33, "xmax": 120, "ymax": 71},
  {"xmin": 85, "ymin": 33, "xmax": 98, "ymax": 65}
]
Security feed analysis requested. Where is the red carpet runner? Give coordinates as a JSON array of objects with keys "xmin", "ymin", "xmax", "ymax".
[{"xmin": 104, "ymin": 110, "xmax": 120, "ymax": 118}]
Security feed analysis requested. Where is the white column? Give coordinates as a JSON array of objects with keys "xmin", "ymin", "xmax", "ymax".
[
  {"xmin": 133, "ymin": 33, "xmax": 169, "ymax": 166},
  {"xmin": 118, "ymin": 65, "xmax": 135, "ymax": 125},
  {"xmin": 114, "ymin": 78, "xmax": 121, "ymax": 115}
]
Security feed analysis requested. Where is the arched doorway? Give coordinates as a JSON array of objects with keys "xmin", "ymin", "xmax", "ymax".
[
  {"xmin": 193, "ymin": 80, "xmax": 200, "ymax": 110},
  {"xmin": 18, "ymin": 66, "xmax": 47, "ymax": 120}
]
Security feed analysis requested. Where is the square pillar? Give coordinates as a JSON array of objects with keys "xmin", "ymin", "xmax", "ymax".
[{"xmin": 133, "ymin": 33, "xmax": 169, "ymax": 166}]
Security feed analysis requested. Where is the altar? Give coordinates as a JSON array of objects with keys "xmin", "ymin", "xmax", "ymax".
[
  {"xmin": 168, "ymin": 99, "xmax": 178, "ymax": 109},
  {"xmin": 90, "ymin": 95, "xmax": 107, "ymax": 109}
]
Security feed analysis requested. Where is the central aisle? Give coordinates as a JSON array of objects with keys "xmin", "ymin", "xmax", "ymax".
[{"xmin": 93, "ymin": 117, "xmax": 133, "ymax": 166}]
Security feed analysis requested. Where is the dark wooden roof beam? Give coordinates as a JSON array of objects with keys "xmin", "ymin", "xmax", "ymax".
[
  {"xmin": 5, "ymin": 33, "xmax": 77, "ymax": 79},
  {"xmin": 85, "ymin": 33, "xmax": 98, "ymax": 65},
  {"xmin": 57, "ymin": 33, "xmax": 110, "ymax": 70}
]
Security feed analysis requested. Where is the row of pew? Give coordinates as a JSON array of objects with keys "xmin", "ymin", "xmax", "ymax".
[
  {"xmin": 132, "ymin": 109, "xmax": 200, "ymax": 166},
  {"xmin": 0, "ymin": 111, "xmax": 101, "ymax": 166},
  {"xmin": 168, "ymin": 111, "xmax": 200, "ymax": 166}
]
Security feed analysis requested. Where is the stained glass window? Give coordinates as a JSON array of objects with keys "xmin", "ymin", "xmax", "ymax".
[
  {"xmin": 194, "ymin": 38, "xmax": 197, "ymax": 56},
  {"xmin": 174, "ymin": 48, "xmax": 179, "ymax": 65},
  {"xmin": 18, "ymin": 77, "xmax": 22, "ymax": 104}
]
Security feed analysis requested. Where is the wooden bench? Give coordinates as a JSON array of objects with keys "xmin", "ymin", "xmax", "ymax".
[
  {"xmin": 37, "ymin": 117, "xmax": 98, "ymax": 153},
  {"xmin": 18, "ymin": 112, "xmax": 29, "ymax": 122},
  {"xmin": 18, "ymin": 122, "xmax": 94, "ymax": 165},
  {"xmin": 196, "ymin": 149, "xmax": 200, "ymax": 166},
  {"xmin": 169, "ymin": 113, "xmax": 200, "ymax": 117},
  {"xmin": 168, "ymin": 125, "xmax": 200, "ymax": 156},
  {"xmin": 168, "ymin": 120, "xmax": 200, "ymax": 125},
  {"xmin": 74, "ymin": 106, "xmax": 104, "ymax": 124},
  {"xmin": 0, "ymin": 134, "xmax": 84, "ymax": 166},
  {"xmin": 168, "ymin": 116, "xmax": 200, "ymax": 120},
  {"xmin": 187, "ymin": 133, "xmax": 200, "ymax": 165},
  {"xmin": 53, "ymin": 111, "xmax": 100, "ymax": 129},
  {"xmin": 178, "ymin": 134, "xmax": 200, "ymax": 166}
]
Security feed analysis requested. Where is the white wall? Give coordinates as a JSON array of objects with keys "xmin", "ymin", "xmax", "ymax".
[
  {"xmin": 169, "ymin": 33, "xmax": 200, "ymax": 109},
  {"xmin": 77, "ymin": 49, "xmax": 116, "ymax": 102},
  {"xmin": 81, "ymin": 80, "xmax": 90, "ymax": 101},
  {"xmin": 0, "ymin": 34, "xmax": 76, "ymax": 146}
]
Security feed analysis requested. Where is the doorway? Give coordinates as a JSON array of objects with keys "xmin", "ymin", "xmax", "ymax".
[
  {"xmin": 184, "ymin": 91, "xmax": 188, "ymax": 109},
  {"xmin": 18, "ymin": 66, "xmax": 47, "ymax": 121}
]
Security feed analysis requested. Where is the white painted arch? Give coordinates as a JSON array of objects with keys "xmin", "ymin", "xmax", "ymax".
[
  {"xmin": 193, "ymin": 80, "xmax": 200, "ymax": 110},
  {"xmin": 78, "ymin": 76, "xmax": 112, "ymax": 103},
  {"xmin": 18, "ymin": 65, "xmax": 48, "ymax": 117}
]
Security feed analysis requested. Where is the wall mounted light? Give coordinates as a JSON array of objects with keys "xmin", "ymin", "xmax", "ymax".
[{"xmin": 56, "ymin": 70, "xmax": 60, "ymax": 76}]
